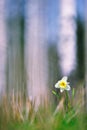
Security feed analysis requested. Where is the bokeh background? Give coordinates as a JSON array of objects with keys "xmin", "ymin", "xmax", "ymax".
[{"xmin": 0, "ymin": 0, "xmax": 85, "ymax": 107}]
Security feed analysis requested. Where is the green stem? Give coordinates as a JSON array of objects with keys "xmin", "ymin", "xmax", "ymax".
[{"xmin": 64, "ymin": 91, "xmax": 72, "ymax": 112}]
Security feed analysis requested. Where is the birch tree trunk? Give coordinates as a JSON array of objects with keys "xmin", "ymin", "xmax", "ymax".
[
  {"xmin": 85, "ymin": 0, "xmax": 87, "ymax": 111},
  {"xmin": 24, "ymin": 0, "xmax": 48, "ymax": 108},
  {"xmin": 0, "ymin": 0, "xmax": 7, "ymax": 98},
  {"xmin": 57, "ymin": 0, "xmax": 77, "ymax": 76},
  {"xmin": 7, "ymin": 0, "xmax": 25, "ymax": 98}
]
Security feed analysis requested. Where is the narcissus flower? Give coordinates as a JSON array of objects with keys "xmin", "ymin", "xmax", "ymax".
[{"xmin": 55, "ymin": 76, "xmax": 71, "ymax": 92}]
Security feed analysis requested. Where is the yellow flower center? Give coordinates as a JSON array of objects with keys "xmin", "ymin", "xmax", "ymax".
[{"xmin": 59, "ymin": 80, "xmax": 67, "ymax": 88}]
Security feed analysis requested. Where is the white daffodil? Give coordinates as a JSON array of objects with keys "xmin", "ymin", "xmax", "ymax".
[{"xmin": 55, "ymin": 76, "xmax": 71, "ymax": 92}]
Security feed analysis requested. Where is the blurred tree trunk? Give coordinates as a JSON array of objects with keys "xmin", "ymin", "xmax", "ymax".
[
  {"xmin": 57, "ymin": 0, "xmax": 77, "ymax": 76},
  {"xmin": 85, "ymin": 0, "xmax": 87, "ymax": 111},
  {"xmin": 0, "ymin": 0, "xmax": 7, "ymax": 98},
  {"xmin": 25, "ymin": 0, "xmax": 48, "ymax": 108},
  {"xmin": 7, "ymin": 0, "xmax": 25, "ymax": 98}
]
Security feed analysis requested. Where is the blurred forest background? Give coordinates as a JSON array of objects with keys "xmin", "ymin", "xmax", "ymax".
[{"xmin": 0, "ymin": 0, "xmax": 85, "ymax": 108}]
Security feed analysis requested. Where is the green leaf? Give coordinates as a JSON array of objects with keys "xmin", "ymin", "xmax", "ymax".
[
  {"xmin": 72, "ymin": 88, "xmax": 75, "ymax": 97},
  {"xmin": 52, "ymin": 90, "xmax": 57, "ymax": 96}
]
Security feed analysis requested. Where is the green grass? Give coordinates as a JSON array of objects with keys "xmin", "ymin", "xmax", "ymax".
[
  {"xmin": 0, "ymin": 91, "xmax": 87, "ymax": 130},
  {"xmin": 0, "ymin": 106, "xmax": 86, "ymax": 130},
  {"xmin": 0, "ymin": 114, "xmax": 86, "ymax": 130}
]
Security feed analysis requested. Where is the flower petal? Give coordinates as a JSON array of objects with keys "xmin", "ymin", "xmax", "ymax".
[
  {"xmin": 55, "ymin": 83, "xmax": 59, "ymax": 88},
  {"xmin": 60, "ymin": 89, "xmax": 64, "ymax": 93},
  {"xmin": 67, "ymin": 82, "xmax": 70, "ymax": 85},
  {"xmin": 62, "ymin": 76, "xmax": 68, "ymax": 81},
  {"xmin": 66, "ymin": 85, "xmax": 71, "ymax": 91}
]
